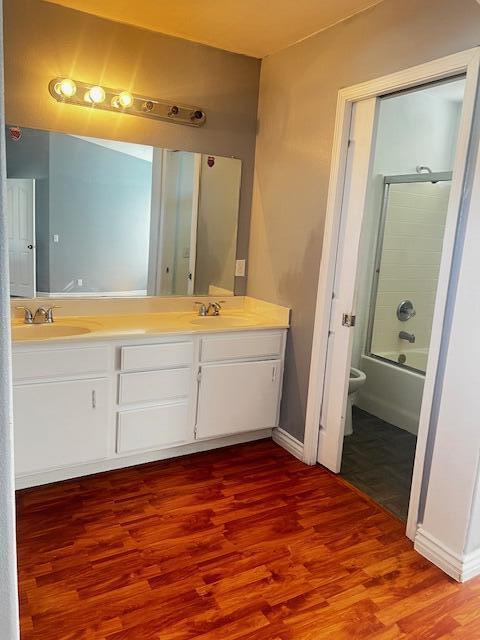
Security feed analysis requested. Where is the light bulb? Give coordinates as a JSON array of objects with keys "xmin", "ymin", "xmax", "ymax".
[
  {"xmin": 85, "ymin": 85, "xmax": 106, "ymax": 104},
  {"xmin": 117, "ymin": 91, "xmax": 133, "ymax": 108},
  {"xmin": 54, "ymin": 78, "xmax": 77, "ymax": 98}
]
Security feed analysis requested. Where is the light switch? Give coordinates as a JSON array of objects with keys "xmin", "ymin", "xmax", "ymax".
[
  {"xmin": 76, "ymin": 279, "xmax": 83, "ymax": 287},
  {"xmin": 235, "ymin": 259, "xmax": 246, "ymax": 277}
]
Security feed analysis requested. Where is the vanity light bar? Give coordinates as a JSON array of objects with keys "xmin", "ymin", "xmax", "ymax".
[{"xmin": 48, "ymin": 78, "xmax": 207, "ymax": 127}]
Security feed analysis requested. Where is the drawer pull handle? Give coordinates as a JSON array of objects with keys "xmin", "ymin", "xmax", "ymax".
[
  {"xmin": 92, "ymin": 390, "xmax": 96, "ymax": 409},
  {"xmin": 272, "ymin": 366, "xmax": 277, "ymax": 382}
]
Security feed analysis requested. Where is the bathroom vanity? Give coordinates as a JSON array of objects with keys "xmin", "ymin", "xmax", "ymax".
[
  {"xmin": 11, "ymin": 297, "xmax": 289, "ymax": 488},
  {"xmin": 6, "ymin": 124, "xmax": 290, "ymax": 488}
]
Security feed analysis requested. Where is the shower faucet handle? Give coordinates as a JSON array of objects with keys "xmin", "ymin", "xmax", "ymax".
[{"xmin": 397, "ymin": 300, "xmax": 416, "ymax": 321}]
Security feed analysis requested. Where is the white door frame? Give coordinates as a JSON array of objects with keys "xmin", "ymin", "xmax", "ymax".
[
  {"xmin": 187, "ymin": 153, "xmax": 201, "ymax": 295},
  {"xmin": 303, "ymin": 48, "xmax": 480, "ymax": 541},
  {"xmin": 147, "ymin": 148, "xmax": 164, "ymax": 295}
]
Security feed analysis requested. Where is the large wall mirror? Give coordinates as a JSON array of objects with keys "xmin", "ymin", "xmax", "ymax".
[{"xmin": 6, "ymin": 126, "xmax": 241, "ymax": 298}]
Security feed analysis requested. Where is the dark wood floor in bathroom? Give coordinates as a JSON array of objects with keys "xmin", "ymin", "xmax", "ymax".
[
  {"xmin": 342, "ymin": 407, "xmax": 417, "ymax": 521},
  {"xmin": 16, "ymin": 439, "xmax": 480, "ymax": 639}
]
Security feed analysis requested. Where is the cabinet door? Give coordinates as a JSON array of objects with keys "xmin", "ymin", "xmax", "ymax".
[
  {"xmin": 196, "ymin": 360, "xmax": 281, "ymax": 439},
  {"xmin": 14, "ymin": 378, "xmax": 109, "ymax": 475}
]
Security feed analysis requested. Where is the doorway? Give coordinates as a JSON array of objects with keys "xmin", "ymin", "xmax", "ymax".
[
  {"xmin": 7, "ymin": 178, "xmax": 35, "ymax": 298},
  {"xmin": 303, "ymin": 48, "xmax": 480, "ymax": 540},
  {"xmin": 341, "ymin": 78, "xmax": 465, "ymax": 522}
]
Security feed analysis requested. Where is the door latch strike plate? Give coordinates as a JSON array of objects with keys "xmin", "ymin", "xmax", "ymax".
[{"xmin": 342, "ymin": 313, "xmax": 356, "ymax": 327}]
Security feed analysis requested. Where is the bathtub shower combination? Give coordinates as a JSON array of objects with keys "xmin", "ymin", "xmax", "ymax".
[{"xmin": 355, "ymin": 170, "xmax": 452, "ymax": 436}]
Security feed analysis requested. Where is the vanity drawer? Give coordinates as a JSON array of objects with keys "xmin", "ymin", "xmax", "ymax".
[
  {"xmin": 13, "ymin": 346, "xmax": 110, "ymax": 382},
  {"xmin": 120, "ymin": 341, "xmax": 194, "ymax": 371},
  {"xmin": 117, "ymin": 402, "xmax": 190, "ymax": 453},
  {"xmin": 200, "ymin": 332, "xmax": 283, "ymax": 363},
  {"xmin": 118, "ymin": 368, "xmax": 190, "ymax": 405}
]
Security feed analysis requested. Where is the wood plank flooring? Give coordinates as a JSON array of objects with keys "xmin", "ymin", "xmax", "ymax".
[{"xmin": 16, "ymin": 439, "xmax": 480, "ymax": 639}]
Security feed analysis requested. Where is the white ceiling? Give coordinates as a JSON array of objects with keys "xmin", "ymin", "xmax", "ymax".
[{"xmin": 43, "ymin": 0, "xmax": 384, "ymax": 58}]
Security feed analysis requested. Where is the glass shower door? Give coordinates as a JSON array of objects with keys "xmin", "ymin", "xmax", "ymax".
[{"xmin": 367, "ymin": 173, "xmax": 452, "ymax": 374}]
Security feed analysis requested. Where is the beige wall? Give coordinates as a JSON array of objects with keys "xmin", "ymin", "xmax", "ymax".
[
  {"xmin": 3, "ymin": 0, "xmax": 260, "ymax": 294},
  {"xmin": 248, "ymin": 0, "xmax": 480, "ymax": 441}
]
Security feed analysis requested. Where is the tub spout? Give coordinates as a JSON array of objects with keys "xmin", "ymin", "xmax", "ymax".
[{"xmin": 399, "ymin": 331, "xmax": 415, "ymax": 344}]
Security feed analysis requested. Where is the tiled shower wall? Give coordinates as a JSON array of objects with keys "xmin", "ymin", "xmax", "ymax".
[{"xmin": 370, "ymin": 181, "xmax": 451, "ymax": 358}]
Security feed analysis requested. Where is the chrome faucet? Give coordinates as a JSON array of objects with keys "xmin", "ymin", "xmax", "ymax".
[
  {"xmin": 399, "ymin": 330, "xmax": 415, "ymax": 344},
  {"xmin": 33, "ymin": 307, "xmax": 48, "ymax": 324},
  {"xmin": 16, "ymin": 305, "xmax": 60, "ymax": 324},
  {"xmin": 194, "ymin": 301, "xmax": 226, "ymax": 317}
]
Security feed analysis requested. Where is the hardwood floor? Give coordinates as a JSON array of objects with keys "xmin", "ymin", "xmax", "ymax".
[{"xmin": 16, "ymin": 439, "xmax": 480, "ymax": 639}]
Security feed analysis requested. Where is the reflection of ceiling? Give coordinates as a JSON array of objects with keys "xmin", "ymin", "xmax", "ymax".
[
  {"xmin": 71, "ymin": 136, "xmax": 153, "ymax": 162},
  {"xmin": 43, "ymin": 0, "xmax": 384, "ymax": 58}
]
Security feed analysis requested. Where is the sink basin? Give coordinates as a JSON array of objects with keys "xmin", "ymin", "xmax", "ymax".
[
  {"xmin": 12, "ymin": 324, "xmax": 92, "ymax": 341},
  {"xmin": 188, "ymin": 314, "xmax": 259, "ymax": 328}
]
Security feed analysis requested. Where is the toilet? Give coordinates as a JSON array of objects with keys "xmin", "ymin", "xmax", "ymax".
[{"xmin": 345, "ymin": 367, "xmax": 367, "ymax": 436}]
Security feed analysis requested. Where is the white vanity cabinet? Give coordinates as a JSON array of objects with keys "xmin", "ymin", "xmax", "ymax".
[
  {"xmin": 14, "ymin": 378, "xmax": 109, "ymax": 475},
  {"xmin": 12, "ymin": 345, "xmax": 111, "ymax": 476},
  {"xmin": 116, "ymin": 340, "xmax": 195, "ymax": 454},
  {"xmin": 12, "ymin": 328, "xmax": 286, "ymax": 488},
  {"xmin": 196, "ymin": 360, "xmax": 282, "ymax": 439},
  {"xmin": 195, "ymin": 331, "xmax": 284, "ymax": 439}
]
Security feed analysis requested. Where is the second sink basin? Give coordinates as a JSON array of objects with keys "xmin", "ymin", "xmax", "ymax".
[{"xmin": 12, "ymin": 324, "xmax": 92, "ymax": 341}]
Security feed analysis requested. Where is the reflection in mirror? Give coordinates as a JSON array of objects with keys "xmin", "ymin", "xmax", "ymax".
[{"xmin": 6, "ymin": 126, "xmax": 241, "ymax": 298}]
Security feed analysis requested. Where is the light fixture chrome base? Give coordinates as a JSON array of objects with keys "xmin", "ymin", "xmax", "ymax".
[{"xmin": 48, "ymin": 78, "xmax": 206, "ymax": 127}]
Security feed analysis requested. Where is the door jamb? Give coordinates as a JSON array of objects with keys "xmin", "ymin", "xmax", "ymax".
[
  {"xmin": 147, "ymin": 148, "xmax": 164, "ymax": 295},
  {"xmin": 187, "ymin": 154, "xmax": 201, "ymax": 295},
  {"xmin": 302, "ymin": 48, "xmax": 480, "ymax": 542}
]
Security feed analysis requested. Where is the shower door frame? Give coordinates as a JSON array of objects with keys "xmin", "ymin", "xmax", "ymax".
[
  {"xmin": 365, "ymin": 171, "xmax": 453, "ymax": 375},
  {"xmin": 303, "ymin": 47, "xmax": 480, "ymax": 541}
]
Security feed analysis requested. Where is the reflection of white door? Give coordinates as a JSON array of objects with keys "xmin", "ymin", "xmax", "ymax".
[
  {"xmin": 187, "ymin": 154, "xmax": 201, "ymax": 295},
  {"xmin": 157, "ymin": 150, "xmax": 200, "ymax": 295},
  {"xmin": 7, "ymin": 178, "xmax": 35, "ymax": 298}
]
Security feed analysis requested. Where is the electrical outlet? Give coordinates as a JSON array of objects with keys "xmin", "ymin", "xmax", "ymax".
[
  {"xmin": 53, "ymin": 234, "xmax": 59, "ymax": 243},
  {"xmin": 235, "ymin": 259, "xmax": 246, "ymax": 277}
]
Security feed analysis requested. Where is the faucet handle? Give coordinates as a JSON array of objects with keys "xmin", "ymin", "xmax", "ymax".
[
  {"xmin": 194, "ymin": 301, "xmax": 208, "ymax": 316},
  {"xmin": 209, "ymin": 301, "xmax": 225, "ymax": 316},
  {"xmin": 46, "ymin": 305, "xmax": 61, "ymax": 323},
  {"xmin": 16, "ymin": 306, "xmax": 34, "ymax": 324}
]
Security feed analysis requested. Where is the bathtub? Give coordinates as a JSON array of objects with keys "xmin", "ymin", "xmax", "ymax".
[
  {"xmin": 355, "ymin": 352, "xmax": 426, "ymax": 435},
  {"xmin": 375, "ymin": 348, "xmax": 428, "ymax": 373}
]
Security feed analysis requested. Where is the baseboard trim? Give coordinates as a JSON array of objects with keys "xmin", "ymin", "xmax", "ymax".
[
  {"xmin": 272, "ymin": 427, "xmax": 304, "ymax": 462},
  {"xmin": 414, "ymin": 527, "xmax": 480, "ymax": 582},
  {"xmin": 461, "ymin": 548, "xmax": 480, "ymax": 582},
  {"xmin": 15, "ymin": 428, "xmax": 272, "ymax": 490}
]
